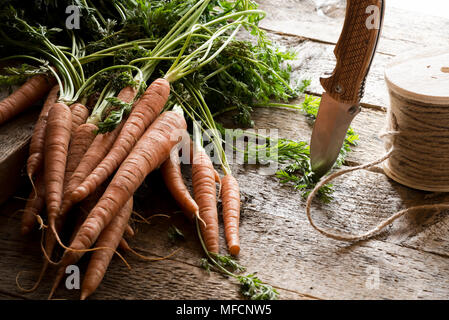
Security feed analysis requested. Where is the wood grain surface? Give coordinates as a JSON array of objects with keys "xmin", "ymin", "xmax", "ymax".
[{"xmin": 1, "ymin": 0, "xmax": 449, "ymax": 300}]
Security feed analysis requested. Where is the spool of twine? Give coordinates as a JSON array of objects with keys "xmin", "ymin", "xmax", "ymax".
[
  {"xmin": 305, "ymin": 48, "xmax": 449, "ymax": 242},
  {"xmin": 383, "ymin": 49, "xmax": 449, "ymax": 191}
]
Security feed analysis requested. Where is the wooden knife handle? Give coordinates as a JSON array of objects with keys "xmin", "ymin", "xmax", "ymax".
[{"xmin": 320, "ymin": 0, "xmax": 385, "ymax": 104}]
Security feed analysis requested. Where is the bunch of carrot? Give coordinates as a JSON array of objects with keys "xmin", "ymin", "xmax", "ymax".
[
  {"xmin": 0, "ymin": 0, "xmax": 256, "ymax": 299},
  {"xmin": 4, "ymin": 72, "xmax": 241, "ymax": 299}
]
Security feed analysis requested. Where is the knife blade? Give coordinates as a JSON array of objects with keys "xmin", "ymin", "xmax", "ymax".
[{"xmin": 310, "ymin": 0, "xmax": 385, "ymax": 179}]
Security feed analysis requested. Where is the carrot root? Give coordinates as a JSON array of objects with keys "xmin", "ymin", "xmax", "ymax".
[
  {"xmin": 125, "ymin": 224, "xmax": 135, "ymax": 237},
  {"xmin": 44, "ymin": 102, "xmax": 72, "ymax": 224},
  {"xmin": 221, "ymin": 174, "xmax": 241, "ymax": 256},
  {"xmin": 21, "ymin": 172, "xmax": 45, "ymax": 235},
  {"xmin": 59, "ymin": 122, "xmax": 97, "ymax": 216},
  {"xmin": 161, "ymin": 149, "xmax": 200, "ymax": 221},
  {"xmin": 26, "ymin": 84, "xmax": 60, "ymax": 179},
  {"xmin": 0, "ymin": 74, "xmax": 55, "ymax": 125},
  {"xmin": 192, "ymin": 148, "xmax": 219, "ymax": 254},
  {"xmin": 42, "ymin": 102, "xmax": 72, "ymax": 264}
]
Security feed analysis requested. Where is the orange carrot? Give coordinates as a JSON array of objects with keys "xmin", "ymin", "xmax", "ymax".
[
  {"xmin": 125, "ymin": 224, "xmax": 134, "ymax": 237},
  {"xmin": 44, "ymin": 102, "xmax": 72, "ymax": 237},
  {"xmin": 214, "ymin": 170, "xmax": 220, "ymax": 182},
  {"xmin": 192, "ymin": 147, "xmax": 219, "ymax": 254},
  {"xmin": 21, "ymin": 172, "xmax": 45, "ymax": 235},
  {"xmin": 0, "ymin": 74, "xmax": 55, "ymax": 125},
  {"xmin": 43, "ymin": 122, "xmax": 97, "ymax": 265},
  {"xmin": 62, "ymin": 108, "xmax": 186, "ymax": 265},
  {"xmin": 64, "ymin": 124, "xmax": 98, "ymax": 188},
  {"xmin": 72, "ymin": 79, "xmax": 170, "ymax": 203},
  {"xmin": 119, "ymin": 238, "xmax": 131, "ymax": 251},
  {"xmin": 80, "ymin": 197, "xmax": 133, "ymax": 300},
  {"xmin": 27, "ymin": 85, "xmax": 60, "ymax": 178},
  {"xmin": 69, "ymin": 103, "xmax": 89, "ymax": 134},
  {"xmin": 66, "ymin": 122, "xmax": 122, "ymax": 205},
  {"xmin": 221, "ymin": 174, "xmax": 241, "ymax": 256},
  {"xmin": 161, "ymin": 150, "xmax": 199, "ymax": 221},
  {"xmin": 59, "ymin": 123, "xmax": 98, "ymax": 215}
]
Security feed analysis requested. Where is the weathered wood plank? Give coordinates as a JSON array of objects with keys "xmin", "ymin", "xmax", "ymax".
[
  {"xmin": 257, "ymin": 0, "xmax": 449, "ymax": 56},
  {"xmin": 237, "ymin": 162, "xmax": 449, "ymax": 257},
  {"xmin": 0, "ymin": 108, "xmax": 38, "ymax": 205},
  {"xmin": 0, "ymin": 198, "xmax": 309, "ymax": 300},
  {"xmin": 122, "ymin": 168, "xmax": 449, "ymax": 300},
  {"xmin": 0, "ymin": 289, "xmax": 26, "ymax": 300},
  {"xmin": 167, "ymin": 169, "xmax": 449, "ymax": 299}
]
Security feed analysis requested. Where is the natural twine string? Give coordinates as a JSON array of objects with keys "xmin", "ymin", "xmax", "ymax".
[
  {"xmin": 305, "ymin": 91, "xmax": 449, "ymax": 242},
  {"xmin": 383, "ymin": 91, "xmax": 449, "ymax": 191}
]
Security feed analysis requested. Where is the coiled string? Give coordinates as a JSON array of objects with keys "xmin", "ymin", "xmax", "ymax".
[{"xmin": 305, "ymin": 91, "xmax": 449, "ymax": 242}]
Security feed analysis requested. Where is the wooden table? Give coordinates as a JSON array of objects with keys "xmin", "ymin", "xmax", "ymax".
[{"xmin": 1, "ymin": 1, "xmax": 449, "ymax": 300}]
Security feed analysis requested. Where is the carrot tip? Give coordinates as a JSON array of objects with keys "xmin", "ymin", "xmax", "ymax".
[
  {"xmin": 28, "ymin": 173, "xmax": 40, "ymax": 201},
  {"xmin": 71, "ymin": 188, "xmax": 85, "ymax": 203},
  {"xmin": 48, "ymin": 267, "xmax": 65, "ymax": 300},
  {"xmin": 229, "ymin": 245, "xmax": 240, "ymax": 256},
  {"xmin": 197, "ymin": 214, "xmax": 207, "ymax": 229},
  {"xmin": 80, "ymin": 291, "xmax": 88, "ymax": 300},
  {"xmin": 36, "ymin": 215, "xmax": 46, "ymax": 230}
]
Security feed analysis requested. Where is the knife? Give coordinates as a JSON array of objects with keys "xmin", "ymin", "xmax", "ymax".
[{"xmin": 310, "ymin": 0, "xmax": 385, "ymax": 179}]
